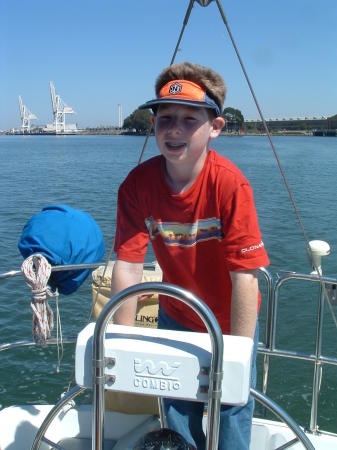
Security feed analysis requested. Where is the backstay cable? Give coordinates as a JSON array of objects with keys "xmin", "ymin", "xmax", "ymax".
[
  {"xmin": 212, "ymin": 0, "xmax": 337, "ymax": 406},
  {"xmin": 213, "ymin": 0, "xmax": 337, "ymax": 329},
  {"xmin": 214, "ymin": 0, "xmax": 310, "ymax": 247}
]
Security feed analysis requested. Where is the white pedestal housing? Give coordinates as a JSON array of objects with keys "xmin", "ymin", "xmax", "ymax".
[{"xmin": 75, "ymin": 324, "xmax": 253, "ymax": 406}]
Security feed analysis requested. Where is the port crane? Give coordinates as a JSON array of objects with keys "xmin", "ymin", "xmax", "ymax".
[
  {"xmin": 49, "ymin": 81, "xmax": 76, "ymax": 134},
  {"xmin": 18, "ymin": 96, "xmax": 37, "ymax": 133}
]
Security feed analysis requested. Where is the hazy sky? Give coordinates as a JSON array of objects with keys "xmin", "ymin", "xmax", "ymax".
[{"xmin": 1, "ymin": 0, "xmax": 336, "ymax": 130}]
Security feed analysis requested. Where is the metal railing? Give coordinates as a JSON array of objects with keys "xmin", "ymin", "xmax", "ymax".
[
  {"xmin": 28, "ymin": 280, "xmax": 314, "ymax": 450},
  {"xmin": 259, "ymin": 270, "xmax": 337, "ymax": 434},
  {"xmin": 1, "ymin": 262, "xmax": 337, "ymax": 440},
  {"xmin": 0, "ymin": 261, "xmax": 157, "ymax": 281},
  {"xmin": 92, "ymin": 282, "xmax": 225, "ymax": 450},
  {"xmin": 0, "ymin": 260, "xmax": 158, "ymax": 353}
]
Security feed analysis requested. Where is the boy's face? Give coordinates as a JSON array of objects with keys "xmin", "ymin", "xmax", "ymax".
[{"xmin": 153, "ymin": 104, "xmax": 224, "ymax": 169}]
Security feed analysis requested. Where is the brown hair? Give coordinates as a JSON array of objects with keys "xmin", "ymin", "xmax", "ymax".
[{"xmin": 155, "ymin": 62, "xmax": 226, "ymax": 114}]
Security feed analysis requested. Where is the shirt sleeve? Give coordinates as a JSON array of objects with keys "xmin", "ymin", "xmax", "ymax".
[
  {"xmin": 221, "ymin": 182, "xmax": 269, "ymax": 271},
  {"xmin": 114, "ymin": 176, "xmax": 149, "ymax": 263}
]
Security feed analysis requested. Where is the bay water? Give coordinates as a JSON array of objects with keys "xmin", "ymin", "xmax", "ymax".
[{"xmin": 0, "ymin": 134, "xmax": 337, "ymax": 432}]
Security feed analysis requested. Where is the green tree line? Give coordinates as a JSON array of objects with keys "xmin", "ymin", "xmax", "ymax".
[{"xmin": 123, "ymin": 107, "xmax": 244, "ymax": 132}]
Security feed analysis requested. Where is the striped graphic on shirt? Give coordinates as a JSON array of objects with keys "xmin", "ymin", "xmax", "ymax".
[{"xmin": 145, "ymin": 217, "xmax": 222, "ymax": 247}]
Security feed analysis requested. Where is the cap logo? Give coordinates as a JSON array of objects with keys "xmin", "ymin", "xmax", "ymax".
[
  {"xmin": 140, "ymin": 79, "xmax": 222, "ymax": 117},
  {"xmin": 169, "ymin": 82, "xmax": 182, "ymax": 95}
]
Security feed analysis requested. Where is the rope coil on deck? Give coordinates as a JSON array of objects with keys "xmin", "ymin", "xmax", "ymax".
[{"xmin": 21, "ymin": 254, "xmax": 58, "ymax": 344}]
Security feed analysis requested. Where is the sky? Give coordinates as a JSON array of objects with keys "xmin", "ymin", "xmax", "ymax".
[{"xmin": 1, "ymin": 0, "xmax": 337, "ymax": 130}]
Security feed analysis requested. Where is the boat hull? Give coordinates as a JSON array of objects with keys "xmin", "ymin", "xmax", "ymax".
[{"xmin": 1, "ymin": 405, "xmax": 336, "ymax": 450}]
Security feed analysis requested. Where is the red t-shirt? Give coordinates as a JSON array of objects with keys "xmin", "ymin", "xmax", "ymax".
[{"xmin": 115, "ymin": 150, "xmax": 269, "ymax": 333}]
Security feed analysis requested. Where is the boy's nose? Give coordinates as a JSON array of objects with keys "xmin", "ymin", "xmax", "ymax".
[{"xmin": 167, "ymin": 117, "xmax": 183, "ymax": 133}]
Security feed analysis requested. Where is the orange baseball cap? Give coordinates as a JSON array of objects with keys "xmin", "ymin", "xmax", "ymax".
[{"xmin": 138, "ymin": 79, "xmax": 221, "ymax": 116}]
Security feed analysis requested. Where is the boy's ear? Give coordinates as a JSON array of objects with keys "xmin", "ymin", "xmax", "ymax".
[
  {"xmin": 151, "ymin": 115, "xmax": 156, "ymax": 126},
  {"xmin": 210, "ymin": 116, "xmax": 225, "ymax": 138}
]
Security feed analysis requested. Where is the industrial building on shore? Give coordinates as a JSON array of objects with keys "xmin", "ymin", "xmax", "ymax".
[{"xmin": 245, "ymin": 115, "xmax": 337, "ymax": 136}]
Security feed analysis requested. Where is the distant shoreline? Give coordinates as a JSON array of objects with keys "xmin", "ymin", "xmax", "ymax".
[{"xmin": 2, "ymin": 129, "xmax": 335, "ymax": 137}]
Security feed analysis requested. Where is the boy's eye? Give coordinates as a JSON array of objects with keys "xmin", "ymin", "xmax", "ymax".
[
  {"xmin": 157, "ymin": 115, "xmax": 171, "ymax": 122},
  {"xmin": 156, "ymin": 114, "xmax": 199, "ymax": 125}
]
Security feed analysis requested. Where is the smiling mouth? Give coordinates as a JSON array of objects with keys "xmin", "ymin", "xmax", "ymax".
[{"xmin": 166, "ymin": 142, "xmax": 186, "ymax": 150}]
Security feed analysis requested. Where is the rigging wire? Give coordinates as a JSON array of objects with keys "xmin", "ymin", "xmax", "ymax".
[
  {"xmin": 65, "ymin": 0, "xmax": 195, "ymax": 393},
  {"xmin": 170, "ymin": 0, "xmax": 195, "ymax": 66},
  {"xmin": 2, "ymin": 1, "xmax": 332, "ymax": 426},
  {"xmin": 120, "ymin": 0, "xmax": 335, "ymax": 328},
  {"xmin": 137, "ymin": 0, "xmax": 195, "ymax": 165},
  {"xmin": 214, "ymin": 0, "xmax": 311, "ymax": 246},
  {"xmin": 68, "ymin": 0, "xmax": 337, "ymax": 392},
  {"xmin": 213, "ymin": 0, "xmax": 337, "ymax": 324},
  {"xmin": 137, "ymin": 0, "xmax": 337, "ymax": 362},
  {"xmin": 211, "ymin": 0, "xmax": 337, "ymax": 405},
  {"xmin": 101, "ymin": 0, "xmax": 194, "ymax": 315},
  {"xmin": 138, "ymin": 0, "xmax": 309, "ymax": 255},
  {"xmin": 94, "ymin": 0, "xmax": 195, "ymax": 317}
]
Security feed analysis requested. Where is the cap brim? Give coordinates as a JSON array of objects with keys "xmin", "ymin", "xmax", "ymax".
[{"xmin": 138, "ymin": 98, "xmax": 220, "ymax": 115}]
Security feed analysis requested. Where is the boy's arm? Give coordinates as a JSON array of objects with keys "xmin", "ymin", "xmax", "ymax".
[
  {"xmin": 111, "ymin": 259, "xmax": 143, "ymax": 325},
  {"xmin": 229, "ymin": 269, "xmax": 259, "ymax": 339}
]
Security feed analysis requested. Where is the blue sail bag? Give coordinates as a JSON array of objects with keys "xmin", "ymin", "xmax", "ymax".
[{"xmin": 18, "ymin": 204, "xmax": 105, "ymax": 294}]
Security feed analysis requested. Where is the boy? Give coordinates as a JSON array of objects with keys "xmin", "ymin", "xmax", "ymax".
[{"xmin": 112, "ymin": 62, "xmax": 269, "ymax": 449}]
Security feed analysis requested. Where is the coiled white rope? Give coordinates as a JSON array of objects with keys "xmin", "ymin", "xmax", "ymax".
[{"xmin": 21, "ymin": 253, "xmax": 63, "ymax": 371}]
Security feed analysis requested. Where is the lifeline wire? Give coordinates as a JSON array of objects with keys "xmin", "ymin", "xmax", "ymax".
[{"xmin": 66, "ymin": 237, "xmax": 116, "ymax": 392}]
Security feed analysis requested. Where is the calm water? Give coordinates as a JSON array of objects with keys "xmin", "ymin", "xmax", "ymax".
[{"xmin": 1, "ymin": 134, "xmax": 337, "ymax": 431}]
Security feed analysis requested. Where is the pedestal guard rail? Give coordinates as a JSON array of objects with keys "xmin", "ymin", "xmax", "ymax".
[{"xmin": 92, "ymin": 282, "xmax": 224, "ymax": 450}]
